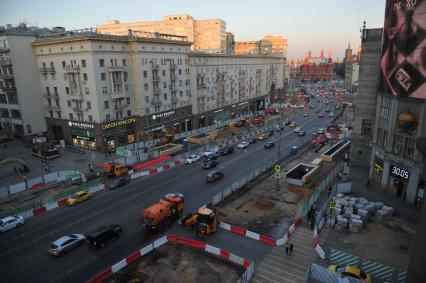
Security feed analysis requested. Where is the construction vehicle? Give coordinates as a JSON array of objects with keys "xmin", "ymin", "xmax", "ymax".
[
  {"xmin": 102, "ymin": 162, "xmax": 128, "ymax": 178},
  {"xmin": 183, "ymin": 207, "xmax": 219, "ymax": 236},
  {"xmin": 141, "ymin": 193, "xmax": 185, "ymax": 232}
]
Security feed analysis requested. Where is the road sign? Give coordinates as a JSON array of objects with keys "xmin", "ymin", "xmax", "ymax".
[
  {"xmin": 329, "ymin": 200, "xmax": 336, "ymax": 209},
  {"xmin": 274, "ymin": 172, "xmax": 281, "ymax": 179},
  {"xmin": 275, "ymin": 165, "xmax": 281, "ymax": 172}
]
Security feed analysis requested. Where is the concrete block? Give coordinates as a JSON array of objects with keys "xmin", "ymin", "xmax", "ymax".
[
  {"xmin": 349, "ymin": 224, "xmax": 361, "ymax": 233},
  {"xmin": 336, "ymin": 193, "xmax": 344, "ymax": 199},
  {"xmin": 335, "ymin": 224, "xmax": 346, "ymax": 232},
  {"xmin": 337, "ymin": 216, "xmax": 349, "ymax": 226},
  {"xmin": 351, "ymin": 214, "xmax": 361, "ymax": 220}
]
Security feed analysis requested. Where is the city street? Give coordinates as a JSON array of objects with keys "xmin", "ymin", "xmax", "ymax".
[{"xmin": 0, "ymin": 101, "xmax": 335, "ymax": 283}]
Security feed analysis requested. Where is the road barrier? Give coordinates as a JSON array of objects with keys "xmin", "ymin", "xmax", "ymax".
[{"xmin": 86, "ymin": 234, "xmax": 254, "ymax": 283}]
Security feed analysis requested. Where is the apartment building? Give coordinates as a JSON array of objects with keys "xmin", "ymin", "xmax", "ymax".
[
  {"xmin": 226, "ymin": 32, "xmax": 235, "ymax": 55},
  {"xmin": 262, "ymin": 35, "xmax": 288, "ymax": 58},
  {"xmin": 96, "ymin": 15, "xmax": 226, "ymax": 54},
  {"xmin": 0, "ymin": 26, "xmax": 56, "ymax": 139},
  {"xmin": 189, "ymin": 53, "xmax": 284, "ymax": 128},
  {"xmin": 344, "ymin": 61, "xmax": 359, "ymax": 93},
  {"xmin": 33, "ymin": 30, "xmax": 192, "ymax": 152},
  {"xmin": 235, "ymin": 40, "xmax": 272, "ymax": 56}
]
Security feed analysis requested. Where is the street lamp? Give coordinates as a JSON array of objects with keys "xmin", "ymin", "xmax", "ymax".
[{"xmin": 145, "ymin": 107, "xmax": 152, "ymax": 159}]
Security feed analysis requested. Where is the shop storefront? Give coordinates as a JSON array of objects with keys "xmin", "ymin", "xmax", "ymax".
[
  {"xmin": 373, "ymin": 158, "xmax": 384, "ymax": 185},
  {"xmin": 388, "ymin": 164, "xmax": 410, "ymax": 200},
  {"xmin": 101, "ymin": 117, "xmax": 136, "ymax": 151}
]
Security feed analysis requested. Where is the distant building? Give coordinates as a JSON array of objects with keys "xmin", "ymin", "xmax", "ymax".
[
  {"xmin": 226, "ymin": 32, "xmax": 235, "ymax": 55},
  {"xmin": 344, "ymin": 42, "xmax": 360, "ymax": 63},
  {"xmin": 96, "ymin": 15, "xmax": 226, "ymax": 54},
  {"xmin": 235, "ymin": 35, "xmax": 287, "ymax": 58},
  {"xmin": 262, "ymin": 35, "xmax": 288, "ymax": 58},
  {"xmin": 344, "ymin": 61, "xmax": 359, "ymax": 93},
  {"xmin": 299, "ymin": 49, "xmax": 333, "ymax": 81}
]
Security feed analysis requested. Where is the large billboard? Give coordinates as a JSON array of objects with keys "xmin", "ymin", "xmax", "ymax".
[{"xmin": 380, "ymin": 0, "xmax": 426, "ymax": 99}]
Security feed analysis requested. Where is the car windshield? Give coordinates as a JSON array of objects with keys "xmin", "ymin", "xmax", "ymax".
[
  {"xmin": 70, "ymin": 194, "xmax": 79, "ymax": 199},
  {"xmin": 50, "ymin": 244, "xmax": 58, "ymax": 249},
  {"xmin": 69, "ymin": 234, "xmax": 78, "ymax": 239}
]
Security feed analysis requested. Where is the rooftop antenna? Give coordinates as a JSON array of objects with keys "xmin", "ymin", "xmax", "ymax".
[{"xmin": 360, "ymin": 21, "xmax": 367, "ymax": 39}]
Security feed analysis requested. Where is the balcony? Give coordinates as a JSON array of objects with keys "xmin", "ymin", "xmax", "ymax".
[
  {"xmin": 0, "ymin": 46, "xmax": 10, "ymax": 53},
  {"xmin": 169, "ymin": 84, "xmax": 177, "ymax": 90},
  {"xmin": 46, "ymin": 104, "xmax": 60, "ymax": 111},
  {"xmin": 0, "ymin": 73, "xmax": 14, "ymax": 79},
  {"xmin": 0, "ymin": 58, "xmax": 11, "ymax": 66},
  {"xmin": 64, "ymin": 65, "xmax": 80, "ymax": 73},
  {"xmin": 40, "ymin": 67, "xmax": 56, "ymax": 75},
  {"xmin": 169, "ymin": 63, "xmax": 177, "ymax": 69},
  {"xmin": 151, "ymin": 97, "xmax": 162, "ymax": 106},
  {"xmin": 114, "ymin": 104, "xmax": 127, "ymax": 110},
  {"xmin": 152, "ymin": 76, "xmax": 160, "ymax": 82},
  {"xmin": 197, "ymin": 84, "xmax": 207, "ymax": 89},
  {"xmin": 152, "ymin": 64, "xmax": 160, "ymax": 70},
  {"xmin": 43, "ymin": 92, "xmax": 59, "ymax": 99},
  {"xmin": 72, "ymin": 107, "xmax": 83, "ymax": 113},
  {"xmin": 2, "ymin": 85, "xmax": 17, "ymax": 94},
  {"xmin": 107, "ymin": 64, "xmax": 126, "ymax": 72}
]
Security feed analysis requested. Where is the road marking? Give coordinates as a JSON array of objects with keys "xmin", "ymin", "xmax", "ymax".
[
  {"xmin": 329, "ymin": 248, "xmax": 359, "ymax": 267},
  {"xmin": 361, "ymin": 259, "xmax": 393, "ymax": 281},
  {"xmin": 397, "ymin": 269, "xmax": 407, "ymax": 283}
]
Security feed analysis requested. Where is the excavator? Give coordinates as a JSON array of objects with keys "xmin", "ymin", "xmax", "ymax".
[{"xmin": 183, "ymin": 207, "xmax": 220, "ymax": 236}]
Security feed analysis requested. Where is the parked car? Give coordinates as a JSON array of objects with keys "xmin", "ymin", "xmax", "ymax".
[
  {"xmin": 0, "ymin": 216, "xmax": 24, "ymax": 232},
  {"xmin": 207, "ymin": 170, "xmax": 224, "ymax": 182},
  {"xmin": 108, "ymin": 178, "xmax": 130, "ymax": 190},
  {"xmin": 237, "ymin": 141, "xmax": 250, "ymax": 149},
  {"xmin": 203, "ymin": 152, "xmax": 218, "ymax": 161},
  {"xmin": 49, "ymin": 234, "xmax": 85, "ymax": 256},
  {"xmin": 257, "ymin": 134, "xmax": 268, "ymax": 141},
  {"xmin": 293, "ymin": 127, "xmax": 301, "ymax": 133},
  {"xmin": 318, "ymin": 113, "xmax": 324, "ymax": 118},
  {"xmin": 317, "ymin": 128, "xmax": 325, "ymax": 134},
  {"xmin": 66, "ymin": 190, "xmax": 93, "ymax": 206},
  {"xmin": 298, "ymin": 130, "xmax": 306, "ymax": 136},
  {"xmin": 284, "ymin": 119, "xmax": 291, "ymax": 126},
  {"xmin": 328, "ymin": 265, "xmax": 371, "ymax": 283},
  {"xmin": 220, "ymin": 146, "xmax": 234, "ymax": 155},
  {"xmin": 266, "ymin": 130, "xmax": 274, "ymax": 137},
  {"xmin": 289, "ymin": 122, "xmax": 297, "ymax": 128},
  {"xmin": 185, "ymin": 154, "xmax": 201, "ymax": 164},
  {"xmin": 264, "ymin": 142, "xmax": 275, "ymax": 149},
  {"xmin": 248, "ymin": 137, "xmax": 257, "ymax": 144},
  {"xmin": 329, "ymin": 112, "xmax": 335, "ymax": 117},
  {"xmin": 202, "ymin": 159, "xmax": 218, "ymax": 169},
  {"xmin": 86, "ymin": 224, "xmax": 123, "ymax": 248},
  {"xmin": 203, "ymin": 148, "xmax": 218, "ymax": 157}
]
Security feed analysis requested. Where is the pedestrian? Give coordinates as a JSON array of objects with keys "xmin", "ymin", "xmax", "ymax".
[
  {"xmin": 289, "ymin": 243, "xmax": 294, "ymax": 255},
  {"xmin": 328, "ymin": 186, "xmax": 332, "ymax": 197},
  {"xmin": 310, "ymin": 215, "xmax": 315, "ymax": 230},
  {"xmin": 285, "ymin": 242, "xmax": 290, "ymax": 256},
  {"xmin": 365, "ymin": 179, "xmax": 370, "ymax": 189}
]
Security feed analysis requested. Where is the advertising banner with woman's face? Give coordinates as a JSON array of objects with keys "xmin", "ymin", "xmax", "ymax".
[{"xmin": 380, "ymin": 0, "xmax": 426, "ymax": 99}]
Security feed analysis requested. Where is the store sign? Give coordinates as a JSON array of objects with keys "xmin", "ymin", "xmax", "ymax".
[
  {"xmin": 68, "ymin": 121, "xmax": 94, "ymax": 129},
  {"xmin": 101, "ymin": 117, "xmax": 136, "ymax": 130},
  {"xmin": 152, "ymin": 111, "xmax": 175, "ymax": 120},
  {"xmin": 390, "ymin": 164, "xmax": 410, "ymax": 180}
]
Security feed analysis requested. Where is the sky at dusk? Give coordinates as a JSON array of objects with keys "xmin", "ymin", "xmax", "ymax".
[{"xmin": 0, "ymin": 0, "xmax": 386, "ymax": 60}]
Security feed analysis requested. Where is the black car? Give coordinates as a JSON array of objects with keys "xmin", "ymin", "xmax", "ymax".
[
  {"xmin": 202, "ymin": 159, "xmax": 218, "ymax": 170},
  {"xmin": 108, "ymin": 178, "xmax": 130, "ymax": 189},
  {"xmin": 207, "ymin": 170, "xmax": 224, "ymax": 182},
  {"xmin": 86, "ymin": 224, "xmax": 122, "ymax": 248},
  {"xmin": 203, "ymin": 153, "xmax": 218, "ymax": 161},
  {"xmin": 247, "ymin": 137, "xmax": 257, "ymax": 144},
  {"xmin": 264, "ymin": 142, "xmax": 275, "ymax": 149},
  {"xmin": 267, "ymin": 130, "xmax": 274, "ymax": 137},
  {"xmin": 284, "ymin": 120, "xmax": 291, "ymax": 126},
  {"xmin": 220, "ymin": 146, "xmax": 234, "ymax": 155}
]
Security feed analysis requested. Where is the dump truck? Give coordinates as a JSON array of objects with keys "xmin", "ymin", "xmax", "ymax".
[
  {"xmin": 183, "ymin": 207, "xmax": 219, "ymax": 236},
  {"xmin": 102, "ymin": 162, "xmax": 128, "ymax": 178},
  {"xmin": 142, "ymin": 193, "xmax": 185, "ymax": 232}
]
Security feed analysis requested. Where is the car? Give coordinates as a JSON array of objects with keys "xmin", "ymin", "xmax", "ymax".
[
  {"xmin": 329, "ymin": 112, "xmax": 335, "ymax": 117},
  {"xmin": 203, "ymin": 148, "xmax": 218, "ymax": 157},
  {"xmin": 203, "ymin": 152, "xmax": 218, "ymax": 161},
  {"xmin": 0, "ymin": 216, "xmax": 24, "ymax": 232},
  {"xmin": 315, "ymin": 109, "xmax": 319, "ymax": 113},
  {"xmin": 264, "ymin": 141, "xmax": 275, "ymax": 149},
  {"xmin": 248, "ymin": 137, "xmax": 257, "ymax": 144},
  {"xmin": 202, "ymin": 159, "xmax": 218, "ymax": 169},
  {"xmin": 293, "ymin": 127, "xmax": 301, "ymax": 133},
  {"xmin": 289, "ymin": 122, "xmax": 296, "ymax": 128},
  {"xmin": 237, "ymin": 141, "xmax": 250, "ymax": 149},
  {"xmin": 325, "ymin": 108, "xmax": 331, "ymax": 112},
  {"xmin": 185, "ymin": 154, "xmax": 201, "ymax": 164},
  {"xmin": 162, "ymin": 192, "xmax": 185, "ymax": 202},
  {"xmin": 303, "ymin": 112, "xmax": 308, "ymax": 117},
  {"xmin": 298, "ymin": 130, "xmax": 306, "ymax": 136},
  {"xmin": 66, "ymin": 190, "xmax": 93, "ymax": 206},
  {"xmin": 86, "ymin": 224, "xmax": 123, "ymax": 248},
  {"xmin": 266, "ymin": 130, "xmax": 274, "ymax": 137},
  {"xmin": 220, "ymin": 146, "xmax": 234, "ymax": 155},
  {"xmin": 49, "ymin": 234, "xmax": 85, "ymax": 256},
  {"xmin": 207, "ymin": 170, "xmax": 224, "ymax": 182},
  {"xmin": 318, "ymin": 113, "xmax": 324, "ymax": 118},
  {"xmin": 257, "ymin": 134, "xmax": 268, "ymax": 141},
  {"xmin": 328, "ymin": 265, "xmax": 372, "ymax": 283},
  {"xmin": 284, "ymin": 119, "xmax": 291, "ymax": 126},
  {"xmin": 317, "ymin": 128, "xmax": 325, "ymax": 134},
  {"xmin": 108, "ymin": 177, "xmax": 130, "ymax": 189}
]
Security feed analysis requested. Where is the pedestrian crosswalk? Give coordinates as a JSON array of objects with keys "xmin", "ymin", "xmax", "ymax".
[
  {"xmin": 362, "ymin": 260, "xmax": 393, "ymax": 282},
  {"xmin": 397, "ymin": 269, "xmax": 407, "ymax": 283},
  {"xmin": 328, "ymin": 248, "xmax": 359, "ymax": 267},
  {"xmin": 251, "ymin": 225, "xmax": 316, "ymax": 283}
]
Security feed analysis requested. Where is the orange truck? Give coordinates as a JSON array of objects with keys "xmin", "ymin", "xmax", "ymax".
[
  {"xmin": 142, "ymin": 193, "xmax": 185, "ymax": 231},
  {"xmin": 102, "ymin": 162, "xmax": 128, "ymax": 178}
]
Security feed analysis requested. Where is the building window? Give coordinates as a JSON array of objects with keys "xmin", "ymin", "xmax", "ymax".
[
  {"xmin": 145, "ymin": 96, "xmax": 149, "ymax": 103},
  {"xmin": 126, "ymin": 97, "xmax": 130, "ymax": 104},
  {"xmin": 179, "ymin": 69, "xmax": 182, "ymax": 75},
  {"xmin": 361, "ymin": 119, "xmax": 373, "ymax": 136},
  {"xmin": 83, "ymin": 73, "xmax": 88, "ymax": 81},
  {"xmin": 101, "ymin": 73, "xmax": 106, "ymax": 80},
  {"xmin": 99, "ymin": 59, "xmax": 104, "ymax": 67},
  {"xmin": 143, "ymin": 71, "xmax": 147, "ymax": 78},
  {"xmin": 88, "ymin": 115, "xmax": 93, "ymax": 122},
  {"xmin": 106, "ymin": 114, "xmax": 110, "ymax": 121},
  {"xmin": 164, "ymin": 93, "xmax": 167, "ymax": 100},
  {"xmin": 380, "ymin": 96, "xmax": 392, "ymax": 120},
  {"xmin": 54, "ymin": 87, "xmax": 58, "ymax": 95},
  {"xmin": 124, "ymin": 72, "xmax": 128, "ymax": 81},
  {"xmin": 81, "ymin": 60, "xmax": 86, "ymax": 67},
  {"xmin": 49, "ymin": 111, "xmax": 53, "ymax": 118},
  {"xmin": 65, "ymin": 87, "xmax": 69, "ymax": 94},
  {"xmin": 104, "ymin": 101, "xmax": 109, "ymax": 109},
  {"xmin": 26, "ymin": 124, "xmax": 32, "ymax": 134},
  {"xmin": 62, "ymin": 61, "xmax": 66, "ymax": 68},
  {"xmin": 180, "ymin": 91, "xmax": 183, "ymax": 97},
  {"xmin": 67, "ymin": 101, "xmax": 71, "ymax": 107},
  {"xmin": 86, "ymin": 101, "xmax": 91, "ymax": 109},
  {"xmin": 122, "ymin": 59, "xmax": 126, "ymax": 66},
  {"xmin": 163, "ymin": 82, "xmax": 167, "ymax": 89},
  {"xmin": 125, "ymin": 84, "xmax": 129, "ymax": 92},
  {"xmin": 405, "ymin": 138, "xmax": 415, "ymax": 159},
  {"xmin": 69, "ymin": 113, "xmax": 73, "ymax": 120},
  {"xmin": 393, "ymin": 135, "xmax": 404, "ymax": 155},
  {"xmin": 102, "ymin": 86, "xmax": 107, "ymax": 94},
  {"xmin": 127, "ymin": 110, "xmax": 131, "ymax": 117},
  {"xmin": 144, "ymin": 83, "xmax": 148, "ymax": 91},
  {"xmin": 57, "ymin": 111, "xmax": 61, "ymax": 118},
  {"xmin": 162, "ymin": 70, "xmax": 166, "ymax": 76}
]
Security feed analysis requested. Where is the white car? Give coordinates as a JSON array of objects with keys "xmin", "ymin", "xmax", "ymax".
[
  {"xmin": 0, "ymin": 216, "xmax": 24, "ymax": 232},
  {"xmin": 185, "ymin": 154, "xmax": 201, "ymax": 164},
  {"xmin": 329, "ymin": 112, "xmax": 335, "ymax": 117},
  {"xmin": 317, "ymin": 128, "xmax": 325, "ymax": 134},
  {"xmin": 237, "ymin": 141, "xmax": 249, "ymax": 149},
  {"xmin": 203, "ymin": 148, "xmax": 218, "ymax": 157},
  {"xmin": 293, "ymin": 127, "xmax": 301, "ymax": 133},
  {"xmin": 49, "ymin": 234, "xmax": 85, "ymax": 256}
]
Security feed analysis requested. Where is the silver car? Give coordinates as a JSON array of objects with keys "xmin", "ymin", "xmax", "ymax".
[
  {"xmin": 49, "ymin": 234, "xmax": 85, "ymax": 256},
  {"xmin": 0, "ymin": 216, "xmax": 24, "ymax": 232}
]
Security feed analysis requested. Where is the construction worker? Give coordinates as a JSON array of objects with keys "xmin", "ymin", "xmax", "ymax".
[{"xmin": 285, "ymin": 242, "xmax": 290, "ymax": 256}]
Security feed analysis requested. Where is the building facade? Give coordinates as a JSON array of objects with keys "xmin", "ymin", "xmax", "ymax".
[
  {"xmin": 262, "ymin": 35, "xmax": 288, "ymax": 58},
  {"xmin": 235, "ymin": 40, "xmax": 272, "ymax": 56},
  {"xmin": 189, "ymin": 53, "xmax": 284, "ymax": 128},
  {"xmin": 300, "ymin": 49, "xmax": 333, "ymax": 81},
  {"xmin": 344, "ymin": 61, "xmax": 359, "ymax": 93},
  {"xmin": 226, "ymin": 32, "xmax": 235, "ymax": 55},
  {"xmin": 96, "ymin": 15, "xmax": 226, "ymax": 54},
  {"xmin": 349, "ymin": 28, "xmax": 383, "ymax": 168}
]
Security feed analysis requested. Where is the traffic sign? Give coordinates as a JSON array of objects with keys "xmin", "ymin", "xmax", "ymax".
[
  {"xmin": 329, "ymin": 200, "xmax": 336, "ymax": 209},
  {"xmin": 274, "ymin": 172, "xmax": 281, "ymax": 179},
  {"xmin": 275, "ymin": 165, "xmax": 281, "ymax": 172}
]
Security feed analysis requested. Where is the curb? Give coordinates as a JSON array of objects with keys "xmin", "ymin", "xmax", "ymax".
[{"xmin": 86, "ymin": 234, "xmax": 254, "ymax": 283}]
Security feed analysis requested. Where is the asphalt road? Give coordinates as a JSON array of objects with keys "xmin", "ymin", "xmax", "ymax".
[{"xmin": 0, "ymin": 98, "xmax": 336, "ymax": 283}]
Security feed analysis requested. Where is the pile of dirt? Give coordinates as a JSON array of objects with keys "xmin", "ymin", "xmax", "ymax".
[{"xmin": 110, "ymin": 244, "xmax": 245, "ymax": 283}]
